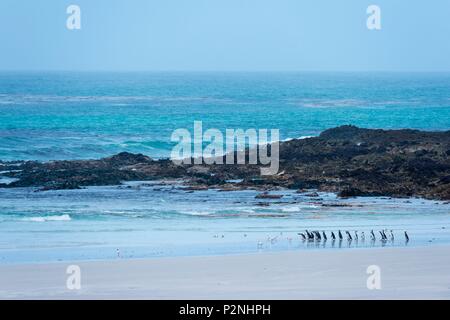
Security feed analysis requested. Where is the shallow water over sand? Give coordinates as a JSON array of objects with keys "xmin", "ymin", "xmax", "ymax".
[{"xmin": 0, "ymin": 182, "xmax": 449, "ymax": 264}]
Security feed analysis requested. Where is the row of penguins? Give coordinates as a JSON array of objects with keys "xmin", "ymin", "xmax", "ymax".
[{"xmin": 297, "ymin": 229, "xmax": 409, "ymax": 242}]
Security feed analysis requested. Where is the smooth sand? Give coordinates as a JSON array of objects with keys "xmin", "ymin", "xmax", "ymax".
[{"xmin": 1, "ymin": 246, "xmax": 450, "ymax": 299}]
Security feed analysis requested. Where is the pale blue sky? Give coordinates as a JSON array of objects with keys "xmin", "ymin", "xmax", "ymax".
[{"xmin": 1, "ymin": 0, "xmax": 449, "ymax": 71}]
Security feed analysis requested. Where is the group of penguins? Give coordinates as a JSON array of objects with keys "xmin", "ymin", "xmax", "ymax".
[{"xmin": 297, "ymin": 229, "xmax": 410, "ymax": 243}]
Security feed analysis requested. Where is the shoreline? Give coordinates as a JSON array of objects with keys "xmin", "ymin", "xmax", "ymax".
[
  {"xmin": 1, "ymin": 245, "xmax": 450, "ymax": 299},
  {"xmin": 1, "ymin": 186, "xmax": 449, "ymax": 267},
  {"xmin": 0, "ymin": 241, "xmax": 446, "ymax": 266}
]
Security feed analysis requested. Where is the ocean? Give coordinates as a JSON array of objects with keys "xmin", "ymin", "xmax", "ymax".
[
  {"xmin": 0, "ymin": 72, "xmax": 450, "ymax": 264},
  {"xmin": 1, "ymin": 72, "xmax": 450, "ymax": 161}
]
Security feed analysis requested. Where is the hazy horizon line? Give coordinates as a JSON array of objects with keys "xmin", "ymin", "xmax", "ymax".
[{"xmin": 1, "ymin": 69, "xmax": 450, "ymax": 74}]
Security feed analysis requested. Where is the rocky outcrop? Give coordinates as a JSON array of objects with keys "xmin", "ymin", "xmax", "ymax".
[{"xmin": 1, "ymin": 126, "xmax": 449, "ymax": 200}]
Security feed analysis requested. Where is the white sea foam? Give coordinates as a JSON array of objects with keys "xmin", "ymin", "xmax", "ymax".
[
  {"xmin": 282, "ymin": 135, "xmax": 315, "ymax": 142},
  {"xmin": 0, "ymin": 177, "xmax": 19, "ymax": 185},
  {"xmin": 180, "ymin": 210, "xmax": 212, "ymax": 216},
  {"xmin": 289, "ymin": 98, "xmax": 423, "ymax": 108},
  {"xmin": 280, "ymin": 204, "xmax": 319, "ymax": 212},
  {"xmin": 281, "ymin": 206, "xmax": 301, "ymax": 213},
  {"xmin": 0, "ymin": 94, "xmax": 231, "ymax": 105},
  {"xmin": 22, "ymin": 214, "xmax": 72, "ymax": 222}
]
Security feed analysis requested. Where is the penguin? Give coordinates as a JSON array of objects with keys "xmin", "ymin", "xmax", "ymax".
[
  {"xmin": 331, "ymin": 231, "xmax": 336, "ymax": 240},
  {"xmin": 315, "ymin": 231, "xmax": 321, "ymax": 241},
  {"xmin": 298, "ymin": 233, "xmax": 306, "ymax": 241},
  {"xmin": 361, "ymin": 231, "xmax": 365, "ymax": 241},
  {"xmin": 354, "ymin": 231, "xmax": 358, "ymax": 240},
  {"xmin": 379, "ymin": 231, "xmax": 386, "ymax": 241},
  {"xmin": 370, "ymin": 230, "xmax": 375, "ymax": 241},
  {"xmin": 322, "ymin": 231, "xmax": 327, "ymax": 241},
  {"xmin": 338, "ymin": 230, "xmax": 343, "ymax": 240},
  {"xmin": 405, "ymin": 231, "xmax": 410, "ymax": 242},
  {"xmin": 346, "ymin": 231, "xmax": 353, "ymax": 241},
  {"xmin": 390, "ymin": 230, "xmax": 394, "ymax": 241}
]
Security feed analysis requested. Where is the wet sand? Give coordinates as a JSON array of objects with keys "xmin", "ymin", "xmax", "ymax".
[{"xmin": 1, "ymin": 245, "xmax": 450, "ymax": 299}]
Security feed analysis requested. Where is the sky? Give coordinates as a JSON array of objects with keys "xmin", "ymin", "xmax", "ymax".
[{"xmin": 0, "ymin": 0, "xmax": 449, "ymax": 72}]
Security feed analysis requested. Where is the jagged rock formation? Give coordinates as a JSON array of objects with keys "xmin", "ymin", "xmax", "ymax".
[{"xmin": 1, "ymin": 126, "xmax": 449, "ymax": 200}]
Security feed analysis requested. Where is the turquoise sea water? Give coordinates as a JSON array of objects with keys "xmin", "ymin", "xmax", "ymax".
[
  {"xmin": 0, "ymin": 72, "xmax": 450, "ymax": 264},
  {"xmin": 1, "ymin": 72, "xmax": 450, "ymax": 161}
]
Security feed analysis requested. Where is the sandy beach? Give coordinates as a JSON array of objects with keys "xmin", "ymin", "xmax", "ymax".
[{"xmin": 1, "ymin": 245, "xmax": 449, "ymax": 300}]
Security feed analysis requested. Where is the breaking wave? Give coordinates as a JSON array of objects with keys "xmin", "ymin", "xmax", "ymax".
[{"xmin": 21, "ymin": 214, "xmax": 72, "ymax": 222}]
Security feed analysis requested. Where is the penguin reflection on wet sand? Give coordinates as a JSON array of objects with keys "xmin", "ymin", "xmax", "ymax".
[
  {"xmin": 288, "ymin": 229, "xmax": 410, "ymax": 249},
  {"xmin": 258, "ymin": 227, "xmax": 412, "ymax": 251}
]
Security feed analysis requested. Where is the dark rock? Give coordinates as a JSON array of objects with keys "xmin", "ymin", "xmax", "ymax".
[
  {"xmin": 104, "ymin": 152, "xmax": 152, "ymax": 166},
  {"xmin": 321, "ymin": 203, "xmax": 353, "ymax": 207},
  {"xmin": 2, "ymin": 126, "xmax": 449, "ymax": 200},
  {"xmin": 255, "ymin": 202, "xmax": 271, "ymax": 206},
  {"xmin": 255, "ymin": 192, "xmax": 284, "ymax": 199},
  {"xmin": 184, "ymin": 185, "xmax": 209, "ymax": 191},
  {"xmin": 304, "ymin": 192, "xmax": 320, "ymax": 197},
  {"xmin": 338, "ymin": 187, "xmax": 363, "ymax": 198}
]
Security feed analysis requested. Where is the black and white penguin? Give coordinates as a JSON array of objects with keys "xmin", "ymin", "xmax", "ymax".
[
  {"xmin": 315, "ymin": 231, "xmax": 321, "ymax": 241},
  {"xmin": 346, "ymin": 231, "xmax": 353, "ymax": 241}
]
